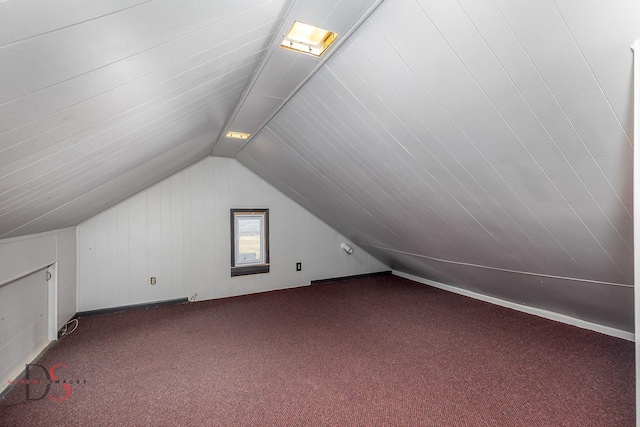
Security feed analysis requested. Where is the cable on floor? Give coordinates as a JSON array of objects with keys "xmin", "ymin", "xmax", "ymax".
[{"xmin": 60, "ymin": 318, "xmax": 79, "ymax": 337}]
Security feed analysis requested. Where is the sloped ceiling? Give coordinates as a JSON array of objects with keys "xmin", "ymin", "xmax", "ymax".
[
  {"xmin": 236, "ymin": 0, "xmax": 638, "ymax": 331},
  {"xmin": 0, "ymin": 0, "xmax": 380, "ymax": 238},
  {"xmin": 0, "ymin": 0, "xmax": 292, "ymax": 237},
  {"xmin": 1, "ymin": 0, "xmax": 638, "ymax": 330}
]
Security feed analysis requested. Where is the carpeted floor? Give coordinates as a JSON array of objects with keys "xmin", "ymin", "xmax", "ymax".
[{"xmin": 0, "ymin": 274, "xmax": 634, "ymax": 426}]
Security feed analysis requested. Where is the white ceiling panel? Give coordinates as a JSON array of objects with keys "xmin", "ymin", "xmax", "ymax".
[
  {"xmin": 0, "ymin": 0, "xmax": 151, "ymax": 47},
  {"xmin": 2, "ymin": 57, "xmax": 258, "ymax": 174},
  {"xmin": 237, "ymin": 0, "xmax": 638, "ymax": 330},
  {"xmin": 380, "ymin": 249, "xmax": 634, "ymax": 331},
  {"xmin": 1, "ymin": 26, "xmax": 272, "ymax": 155},
  {"xmin": 552, "ymin": 0, "xmax": 637, "ymax": 138},
  {"xmin": 0, "ymin": 0, "xmax": 293, "ymax": 238},
  {"xmin": 491, "ymin": 0, "xmax": 633, "ymax": 212},
  {"xmin": 5, "ymin": 134, "xmax": 214, "ymax": 238},
  {"xmin": 211, "ymin": 0, "xmax": 383, "ymax": 157},
  {"xmin": 1, "ymin": 0, "xmax": 255, "ymax": 102},
  {"xmin": 0, "ymin": 7, "xmax": 281, "ymax": 136}
]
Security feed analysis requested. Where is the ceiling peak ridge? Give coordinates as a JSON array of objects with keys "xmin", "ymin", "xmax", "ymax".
[{"xmin": 210, "ymin": 0, "xmax": 387, "ymax": 158}]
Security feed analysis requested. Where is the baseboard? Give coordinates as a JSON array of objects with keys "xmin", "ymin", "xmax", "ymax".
[
  {"xmin": 311, "ymin": 270, "xmax": 391, "ymax": 285},
  {"xmin": 393, "ymin": 270, "xmax": 634, "ymax": 342},
  {"xmin": 76, "ymin": 297, "xmax": 188, "ymax": 318}
]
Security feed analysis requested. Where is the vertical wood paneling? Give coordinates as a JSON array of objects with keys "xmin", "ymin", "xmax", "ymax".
[
  {"xmin": 190, "ymin": 163, "xmax": 207, "ymax": 297},
  {"xmin": 128, "ymin": 194, "xmax": 148, "ymax": 304},
  {"xmin": 217, "ymin": 158, "xmax": 231, "ymax": 298},
  {"xmin": 116, "ymin": 204, "xmax": 130, "ymax": 307},
  {"xmin": 94, "ymin": 214, "xmax": 111, "ymax": 309},
  {"xmin": 77, "ymin": 222, "xmax": 97, "ymax": 310},
  {"xmin": 203, "ymin": 160, "xmax": 217, "ymax": 301},
  {"xmin": 107, "ymin": 210, "xmax": 119, "ymax": 307},
  {"xmin": 181, "ymin": 171, "xmax": 193, "ymax": 299},
  {"xmin": 169, "ymin": 175, "xmax": 184, "ymax": 299},
  {"xmin": 76, "ymin": 157, "xmax": 387, "ymax": 311},
  {"xmin": 147, "ymin": 185, "xmax": 163, "ymax": 302},
  {"xmin": 55, "ymin": 228, "xmax": 77, "ymax": 328},
  {"xmin": 160, "ymin": 180, "xmax": 173, "ymax": 301}
]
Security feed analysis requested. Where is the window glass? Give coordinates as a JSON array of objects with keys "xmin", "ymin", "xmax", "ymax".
[{"xmin": 236, "ymin": 215, "xmax": 263, "ymax": 265}]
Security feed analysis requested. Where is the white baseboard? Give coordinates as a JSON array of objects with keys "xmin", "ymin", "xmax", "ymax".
[{"xmin": 393, "ymin": 270, "xmax": 634, "ymax": 342}]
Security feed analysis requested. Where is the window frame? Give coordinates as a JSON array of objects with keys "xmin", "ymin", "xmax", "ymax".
[{"xmin": 230, "ymin": 209, "xmax": 269, "ymax": 277}]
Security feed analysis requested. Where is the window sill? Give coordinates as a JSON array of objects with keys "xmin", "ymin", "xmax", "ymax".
[{"xmin": 231, "ymin": 265, "xmax": 270, "ymax": 277}]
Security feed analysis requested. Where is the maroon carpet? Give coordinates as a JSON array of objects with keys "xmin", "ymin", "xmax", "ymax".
[{"xmin": 0, "ymin": 275, "xmax": 634, "ymax": 426}]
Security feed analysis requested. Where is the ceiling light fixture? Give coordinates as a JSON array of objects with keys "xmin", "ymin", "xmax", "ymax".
[
  {"xmin": 280, "ymin": 21, "xmax": 337, "ymax": 57},
  {"xmin": 226, "ymin": 131, "xmax": 251, "ymax": 140}
]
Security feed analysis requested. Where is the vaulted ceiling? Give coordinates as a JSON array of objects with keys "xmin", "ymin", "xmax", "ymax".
[
  {"xmin": 1, "ymin": 0, "xmax": 637, "ymax": 330},
  {"xmin": 0, "ymin": 0, "xmax": 380, "ymax": 238}
]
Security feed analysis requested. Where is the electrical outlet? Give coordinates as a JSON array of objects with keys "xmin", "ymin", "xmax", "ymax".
[
  {"xmin": 150, "ymin": 277, "xmax": 156, "ymax": 285},
  {"xmin": 296, "ymin": 262, "xmax": 302, "ymax": 272}
]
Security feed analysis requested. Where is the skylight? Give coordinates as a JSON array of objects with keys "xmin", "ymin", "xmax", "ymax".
[{"xmin": 280, "ymin": 21, "xmax": 337, "ymax": 57}]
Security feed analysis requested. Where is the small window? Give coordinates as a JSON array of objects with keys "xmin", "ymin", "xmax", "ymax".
[{"xmin": 231, "ymin": 209, "xmax": 269, "ymax": 277}]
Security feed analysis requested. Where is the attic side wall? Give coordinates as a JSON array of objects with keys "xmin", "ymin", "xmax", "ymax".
[
  {"xmin": 76, "ymin": 157, "xmax": 387, "ymax": 311},
  {"xmin": 0, "ymin": 227, "xmax": 77, "ymax": 392}
]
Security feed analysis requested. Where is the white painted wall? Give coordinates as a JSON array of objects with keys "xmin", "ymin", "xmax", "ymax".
[
  {"xmin": 0, "ymin": 227, "xmax": 77, "ymax": 392},
  {"xmin": 77, "ymin": 157, "xmax": 388, "ymax": 311},
  {"xmin": 0, "ymin": 227, "xmax": 77, "ymax": 328},
  {"xmin": 0, "ymin": 269, "xmax": 48, "ymax": 394},
  {"xmin": 55, "ymin": 230, "xmax": 77, "ymax": 326}
]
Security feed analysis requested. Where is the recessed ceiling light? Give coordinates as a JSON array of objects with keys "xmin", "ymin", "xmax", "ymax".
[
  {"xmin": 280, "ymin": 21, "xmax": 337, "ymax": 57},
  {"xmin": 226, "ymin": 131, "xmax": 251, "ymax": 140}
]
